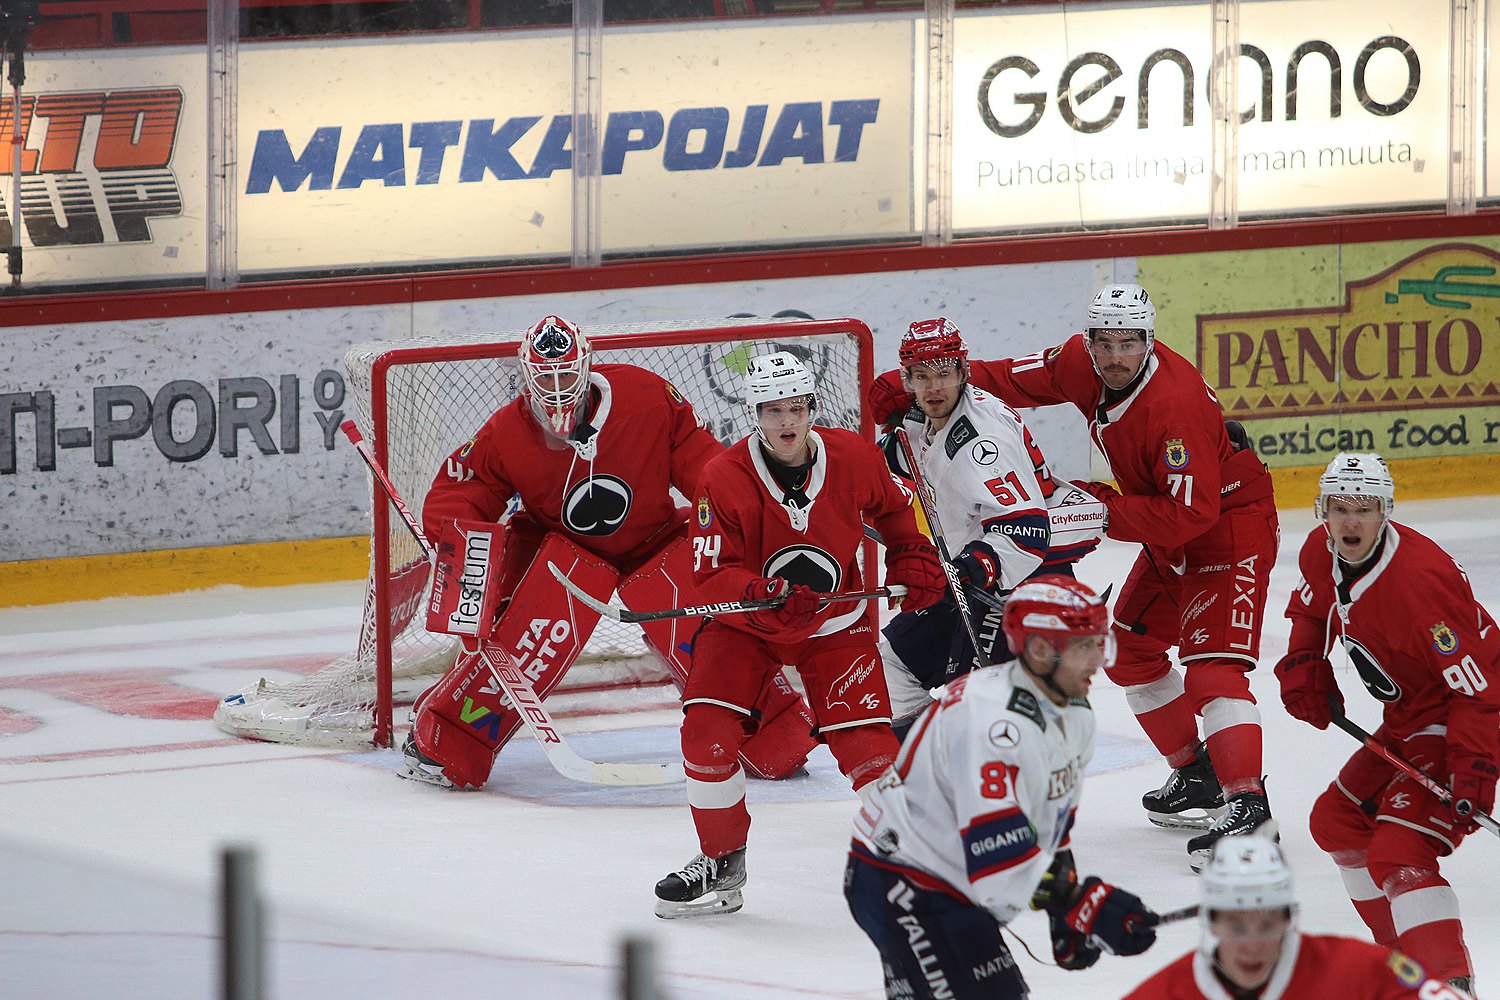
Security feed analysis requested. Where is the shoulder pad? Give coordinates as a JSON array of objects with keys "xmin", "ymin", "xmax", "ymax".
[
  {"xmin": 1007, "ymin": 686, "xmax": 1046, "ymax": 731},
  {"xmin": 944, "ymin": 415, "xmax": 979, "ymax": 460}
]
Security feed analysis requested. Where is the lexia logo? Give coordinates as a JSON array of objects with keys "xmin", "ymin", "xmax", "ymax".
[
  {"xmin": 0, "ymin": 89, "xmax": 184, "ymax": 246},
  {"xmin": 246, "ymin": 100, "xmax": 880, "ymax": 193}
]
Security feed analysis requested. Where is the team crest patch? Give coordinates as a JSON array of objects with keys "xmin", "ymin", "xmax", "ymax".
[
  {"xmin": 458, "ymin": 436, "xmax": 478, "ymax": 459},
  {"xmin": 696, "ymin": 497, "xmax": 713, "ymax": 529},
  {"xmin": 1163, "ymin": 438, "xmax": 1190, "ymax": 469},
  {"xmin": 1430, "ymin": 621, "xmax": 1459, "ymax": 655},
  {"xmin": 944, "ymin": 415, "xmax": 978, "ymax": 460},
  {"xmin": 666, "ymin": 380, "xmax": 686, "ymax": 405},
  {"xmin": 1006, "ymin": 687, "xmax": 1046, "ymax": 731}
]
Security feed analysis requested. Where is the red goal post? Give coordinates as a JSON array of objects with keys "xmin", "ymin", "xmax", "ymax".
[{"xmin": 214, "ymin": 316, "xmax": 876, "ymax": 748}]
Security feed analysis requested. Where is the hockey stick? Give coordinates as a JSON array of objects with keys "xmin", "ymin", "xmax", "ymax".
[
  {"xmin": 1329, "ymin": 708, "xmax": 1499, "ymax": 839},
  {"xmin": 546, "ymin": 561, "xmax": 905, "ymax": 623},
  {"xmin": 893, "ymin": 428, "xmax": 1000, "ymax": 666},
  {"xmin": 341, "ymin": 420, "xmax": 684, "ymax": 787}
]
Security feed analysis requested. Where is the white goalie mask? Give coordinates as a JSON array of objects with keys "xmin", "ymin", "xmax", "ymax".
[
  {"xmin": 1316, "ymin": 451, "xmax": 1394, "ymax": 525},
  {"xmin": 744, "ymin": 351, "xmax": 818, "ymax": 446},
  {"xmin": 521, "ymin": 315, "xmax": 592, "ymax": 436}
]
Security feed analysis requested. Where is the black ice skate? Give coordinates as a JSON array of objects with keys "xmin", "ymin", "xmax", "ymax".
[
  {"xmin": 1187, "ymin": 792, "xmax": 1274, "ymax": 872},
  {"xmin": 654, "ymin": 848, "xmax": 747, "ymax": 919},
  {"xmin": 1142, "ymin": 742, "xmax": 1225, "ymax": 830},
  {"xmin": 397, "ymin": 732, "xmax": 454, "ymax": 789}
]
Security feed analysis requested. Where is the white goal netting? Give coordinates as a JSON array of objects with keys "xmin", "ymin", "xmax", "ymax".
[{"xmin": 214, "ymin": 316, "xmax": 873, "ymax": 747}]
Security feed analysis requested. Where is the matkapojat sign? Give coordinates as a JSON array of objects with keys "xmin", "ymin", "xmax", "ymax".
[{"xmin": 1195, "ymin": 243, "xmax": 1500, "ymax": 464}]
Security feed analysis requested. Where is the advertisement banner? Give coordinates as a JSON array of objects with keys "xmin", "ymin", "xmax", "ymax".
[
  {"xmin": 237, "ymin": 20, "xmax": 915, "ymax": 272},
  {"xmin": 0, "ymin": 48, "xmax": 205, "ymax": 286},
  {"xmin": 1143, "ymin": 238, "xmax": 1500, "ymax": 468},
  {"xmin": 953, "ymin": 0, "xmax": 1451, "ymax": 231}
]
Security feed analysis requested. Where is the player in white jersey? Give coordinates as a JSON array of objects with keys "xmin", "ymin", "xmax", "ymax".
[
  {"xmin": 879, "ymin": 318, "xmax": 1105, "ymax": 735},
  {"xmin": 845, "ymin": 576, "xmax": 1159, "ymax": 999}
]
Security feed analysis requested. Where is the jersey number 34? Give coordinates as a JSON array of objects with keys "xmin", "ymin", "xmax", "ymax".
[{"xmin": 693, "ymin": 534, "xmax": 722, "ymax": 570}]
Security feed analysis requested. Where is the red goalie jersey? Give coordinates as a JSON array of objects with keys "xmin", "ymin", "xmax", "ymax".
[
  {"xmin": 689, "ymin": 426, "xmax": 926, "ymax": 643},
  {"xmin": 423, "ymin": 364, "xmax": 722, "ymax": 568}
]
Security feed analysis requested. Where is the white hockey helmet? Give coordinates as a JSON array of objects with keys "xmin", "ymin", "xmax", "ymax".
[
  {"xmin": 1086, "ymin": 283, "xmax": 1156, "ymax": 350},
  {"xmin": 1316, "ymin": 452, "xmax": 1394, "ymax": 523},
  {"xmin": 520, "ymin": 315, "xmax": 592, "ymax": 436},
  {"xmin": 1198, "ymin": 830, "xmax": 1298, "ymax": 976},
  {"xmin": 744, "ymin": 351, "xmax": 818, "ymax": 437}
]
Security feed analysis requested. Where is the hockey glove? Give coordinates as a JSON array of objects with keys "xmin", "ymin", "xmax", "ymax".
[
  {"xmin": 1448, "ymin": 755, "xmax": 1499, "ymax": 834},
  {"xmin": 1063, "ymin": 877, "xmax": 1157, "ymax": 957},
  {"xmin": 868, "ymin": 369, "xmax": 915, "ymax": 431},
  {"xmin": 1273, "ymin": 650, "xmax": 1341, "ymax": 730},
  {"xmin": 744, "ymin": 577, "xmax": 821, "ymax": 632},
  {"xmin": 1079, "ymin": 480, "xmax": 1121, "ymax": 505},
  {"xmin": 951, "ymin": 539, "xmax": 1001, "ymax": 592},
  {"xmin": 1049, "ymin": 911, "xmax": 1103, "ymax": 970},
  {"xmin": 885, "ymin": 540, "xmax": 945, "ymax": 611},
  {"xmin": 1030, "ymin": 851, "xmax": 1099, "ymax": 971}
]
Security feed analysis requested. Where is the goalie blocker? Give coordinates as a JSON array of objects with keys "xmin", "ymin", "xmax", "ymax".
[{"xmin": 415, "ymin": 521, "xmax": 816, "ymax": 789}]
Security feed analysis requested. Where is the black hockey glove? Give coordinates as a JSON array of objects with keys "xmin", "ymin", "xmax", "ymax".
[
  {"xmin": 1062, "ymin": 877, "xmax": 1158, "ymax": 957},
  {"xmin": 1049, "ymin": 911, "xmax": 1103, "ymax": 970},
  {"xmin": 951, "ymin": 539, "xmax": 1001, "ymax": 592}
]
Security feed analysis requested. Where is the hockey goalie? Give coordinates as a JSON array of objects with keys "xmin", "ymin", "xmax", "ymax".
[{"xmin": 405, "ymin": 315, "xmax": 817, "ymax": 789}]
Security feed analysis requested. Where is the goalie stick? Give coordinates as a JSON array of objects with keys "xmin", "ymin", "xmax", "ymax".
[
  {"xmin": 894, "ymin": 428, "xmax": 1001, "ymax": 666},
  {"xmin": 546, "ymin": 561, "xmax": 905, "ymax": 623},
  {"xmin": 340, "ymin": 420, "xmax": 684, "ymax": 787},
  {"xmin": 1330, "ymin": 707, "xmax": 1500, "ymax": 839}
]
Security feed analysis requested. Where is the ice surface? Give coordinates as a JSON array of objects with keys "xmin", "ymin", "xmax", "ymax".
[{"xmin": 2, "ymin": 497, "xmax": 1497, "ymax": 999}]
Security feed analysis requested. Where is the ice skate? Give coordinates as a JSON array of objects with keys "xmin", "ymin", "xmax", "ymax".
[
  {"xmin": 1142, "ymin": 742, "xmax": 1225, "ymax": 830},
  {"xmin": 1188, "ymin": 793, "xmax": 1274, "ymax": 872},
  {"xmin": 654, "ymin": 848, "xmax": 747, "ymax": 919},
  {"xmin": 397, "ymin": 732, "xmax": 455, "ymax": 789}
]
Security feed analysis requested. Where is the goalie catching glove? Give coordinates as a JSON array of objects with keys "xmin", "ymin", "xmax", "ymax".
[{"xmin": 884, "ymin": 540, "xmax": 944, "ymax": 611}]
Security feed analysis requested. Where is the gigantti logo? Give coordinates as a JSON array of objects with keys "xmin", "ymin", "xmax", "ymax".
[
  {"xmin": 1197, "ymin": 244, "xmax": 1500, "ymax": 420},
  {"xmin": 0, "ymin": 88, "xmax": 184, "ymax": 247}
]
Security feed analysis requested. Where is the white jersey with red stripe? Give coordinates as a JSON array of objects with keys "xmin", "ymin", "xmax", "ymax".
[
  {"xmin": 891, "ymin": 386, "xmax": 1054, "ymax": 590},
  {"xmin": 852, "ymin": 661, "xmax": 1095, "ymax": 923}
]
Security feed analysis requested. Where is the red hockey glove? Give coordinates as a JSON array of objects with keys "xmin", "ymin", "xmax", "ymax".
[
  {"xmin": 745, "ymin": 577, "xmax": 821, "ymax": 632},
  {"xmin": 1274, "ymin": 650, "xmax": 1341, "ymax": 730},
  {"xmin": 1079, "ymin": 481, "xmax": 1120, "ymax": 504},
  {"xmin": 1063, "ymin": 877, "xmax": 1158, "ymax": 957},
  {"xmin": 1449, "ymin": 755, "xmax": 1498, "ymax": 834},
  {"xmin": 885, "ymin": 540, "xmax": 945, "ymax": 611},
  {"xmin": 951, "ymin": 539, "xmax": 1001, "ymax": 592},
  {"xmin": 868, "ymin": 369, "xmax": 915, "ymax": 430}
]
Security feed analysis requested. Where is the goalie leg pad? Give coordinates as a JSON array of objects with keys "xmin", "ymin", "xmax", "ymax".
[
  {"xmin": 409, "ymin": 533, "xmax": 617, "ymax": 789},
  {"xmin": 618, "ymin": 530, "xmax": 698, "ymax": 690}
]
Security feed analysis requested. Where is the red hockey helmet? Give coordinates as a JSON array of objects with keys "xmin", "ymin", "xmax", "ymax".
[
  {"xmin": 899, "ymin": 318, "xmax": 968, "ymax": 371},
  {"xmin": 1002, "ymin": 575, "xmax": 1110, "ymax": 658},
  {"xmin": 521, "ymin": 315, "xmax": 592, "ymax": 436}
]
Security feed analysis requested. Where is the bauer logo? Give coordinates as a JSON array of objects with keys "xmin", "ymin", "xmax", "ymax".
[
  {"xmin": 0, "ymin": 88, "xmax": 185, "ymax": 248},
  {"xmin": 245, "ymin": 101, "xmax": 881, "ymax": 194}
]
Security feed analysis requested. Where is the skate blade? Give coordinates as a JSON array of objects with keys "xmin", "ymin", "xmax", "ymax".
[
  {"xmin": 1147, "ymin": 807, "xmax": 1224, "ymax": 831},
  {"xmin": 654, "ymin": 888, "xmax": 744, "ymax": 920},
  {"xmin": 396, "ymin": 764, "xmax": 458, "ymax": 790}
]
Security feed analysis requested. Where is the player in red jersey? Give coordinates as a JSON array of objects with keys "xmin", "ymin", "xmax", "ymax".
[
  {"xmin": 1125, "ymin": 833, "xmax": 1473, "ymax": 1000},
  {"xmin": 653, "ymin": 351, "xmax": 946, "ymax": 919},
  {"xmin": 1275, "ymin": 452, "xmax": 1499, "ymax": 991},
  {"xmin": 869, "ymin": 283, "xmax": 1279, "ymax": 867},
  {"xmin": 405, "ymin": 316, "xmax": 817, "ymax": 790}
]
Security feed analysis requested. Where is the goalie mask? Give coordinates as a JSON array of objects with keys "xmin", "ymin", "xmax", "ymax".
[
  {"xmin": 521, "ymin": 315, "xmax": 593, "ymax": 436},
  {"xmin": 1085, "ymin": 283, "xmax": 1154, "ymax": 387},
  {"xmin": 744, "ymin": 351, "xmax": 818, "ymax": 442}
]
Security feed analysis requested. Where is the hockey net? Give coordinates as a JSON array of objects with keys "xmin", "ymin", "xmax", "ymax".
[{"xmin": 214, "ymin": 316, "xmax": 874, "ymax": 748}]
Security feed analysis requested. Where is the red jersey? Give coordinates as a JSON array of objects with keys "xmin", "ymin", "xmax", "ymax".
[
  {"xmin": 1286, "ymin": 522, "xmax": 1500, "ymax": 769},
  {"xmin": 1125, "ymin": 934, "xmax": 1471, "ymax": 1000},
  {"xmin": 690, "ymin": 427, "xmax": 926, "ymax": 643},
  {"xmin": 969, "ymin": 336, "xmax": 1273, "ymax": 551},
  {"xmin": 423, "ymin": 364, "xmax": 722, "ymax": 567}
]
